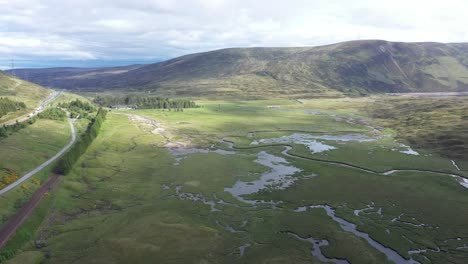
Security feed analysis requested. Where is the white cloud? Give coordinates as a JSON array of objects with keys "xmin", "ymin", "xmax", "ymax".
[
  {"xmin": 1, "ymin": 0, "xmax": 468, "ymax": 67},
  {"xmin": 0, "ymin": 33, "xmax": 96, "ymax": 59},
  {"xmin": 94, "ymin": 19, "xmax": 140, "ymax": 32}
]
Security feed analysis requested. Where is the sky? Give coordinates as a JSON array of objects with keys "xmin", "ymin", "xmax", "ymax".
[{"xmin": 1, "ymin": 0, "xmax": 468, "ymax": 69}]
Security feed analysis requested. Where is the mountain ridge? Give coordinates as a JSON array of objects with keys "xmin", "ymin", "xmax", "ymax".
[{"xmin": 8, "ymin": 40, "xmax": 468, "ymax": 97}]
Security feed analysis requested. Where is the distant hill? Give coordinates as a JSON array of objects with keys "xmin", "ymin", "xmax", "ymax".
[
  {"xmin": 8, "ymin": 40, "xmax": 468, "ymax": 98},
  {"xmin": 8, "ymin": 64, "xmax": 143, "ymax": 90}
]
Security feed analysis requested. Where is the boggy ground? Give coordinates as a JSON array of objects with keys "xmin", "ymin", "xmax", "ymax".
[{"xmin": 5, "ymin": 98, "xmax": 468, "ymax": 264}]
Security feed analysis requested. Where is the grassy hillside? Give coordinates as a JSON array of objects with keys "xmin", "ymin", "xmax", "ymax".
[
  {"xmin": 0, "ymin": 71, "xmax": 50, "ymax": 124},
  {"xmin": 8, "ymin": 40, "xmax": 468, "ymax": 98},
  {"xmin": 368, "ymin": 96, "xmax": 468, "ymax": 160}
]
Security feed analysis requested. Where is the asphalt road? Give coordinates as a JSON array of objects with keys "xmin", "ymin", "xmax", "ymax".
[
  {"xmin": 0, "ymin": 116, "xmax": 76, "ymax": 196},
  {"xmin": 4, "ymin": 90, "xmax": 62, "ymax": 127}
]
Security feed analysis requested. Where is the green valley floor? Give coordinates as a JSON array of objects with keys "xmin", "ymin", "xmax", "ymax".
[{"xmin": 3, "ymin": 98, "xmax": 468, "ymax": 264}]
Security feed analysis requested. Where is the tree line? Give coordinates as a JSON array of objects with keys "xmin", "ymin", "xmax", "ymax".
[
  {"xmin": 54, "ymin": 108, "xmax": 107, "ymax": 175},
  {"xmin": 94, "ymin": 95, "xmax": 197, "ymax": 109},
  {"xmin": 0, "ymin": 118, "xmax": 35, "ymax": 138},
  {"xmin": 0, "ymin": 97, "xmax": 26, "ymax": 118}
]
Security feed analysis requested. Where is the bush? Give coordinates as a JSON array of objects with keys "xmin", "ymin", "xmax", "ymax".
[
  {"xmin": 58, "ymin": 99, "xmax": 96, "ymax": 119},
  {"xmin": 37, "ymin": 107, "xmax": 67, "ymax": 120}
]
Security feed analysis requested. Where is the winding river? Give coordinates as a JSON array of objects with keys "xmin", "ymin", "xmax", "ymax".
[
  {"xmin": 216, "ymin": 134, "xmax": 467, "ymax": 263},
  {"xmin": 295, "ymin": 205, "xmax": 419, "ymax": 264}
]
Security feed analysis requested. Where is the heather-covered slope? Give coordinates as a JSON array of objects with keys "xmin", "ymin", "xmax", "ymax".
[{"xmin": 9, "ymin": 40, "xmax": 468, "ymax": 97}]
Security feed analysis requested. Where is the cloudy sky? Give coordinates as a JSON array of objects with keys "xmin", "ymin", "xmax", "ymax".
[{"xmin": 1, "ymin": 0, "xmax": 467, "ymax": 68}]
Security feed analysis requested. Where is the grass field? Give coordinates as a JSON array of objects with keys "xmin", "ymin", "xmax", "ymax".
[{"xmin": 3, "ymin": 97, "xmax": 468, "ymax": 263}]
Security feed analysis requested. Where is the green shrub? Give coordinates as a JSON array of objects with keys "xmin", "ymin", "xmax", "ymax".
[
  {"xmin": 58, "ymin": 99, "xmax": 96, "ymax": 119},
  {"xmin": 37, "ymin": 107, "xmax": 66, "ymax": 120}
]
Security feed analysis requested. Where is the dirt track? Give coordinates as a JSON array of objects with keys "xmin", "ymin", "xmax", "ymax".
[{"xmin": 0, "ymin": 174, "xmax": 60, "ymax": 249}]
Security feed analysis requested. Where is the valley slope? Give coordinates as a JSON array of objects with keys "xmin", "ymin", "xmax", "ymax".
[
  {"xmin": 0, "ymin": 71, "xmax": 51, "ymax": 124},
  {"xmin": 8, "ymin": 40, "xmax": 468, "ymax": 98}
]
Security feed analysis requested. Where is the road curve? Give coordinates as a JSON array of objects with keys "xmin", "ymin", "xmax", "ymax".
[{"xmin": 0, "ymin": 116, "xmax": 76, "ymax": 196}]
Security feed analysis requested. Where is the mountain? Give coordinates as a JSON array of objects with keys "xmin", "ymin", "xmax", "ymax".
[{"xmin": 8, "ymin": 40, "xmax": 468, "ymax": 98}]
